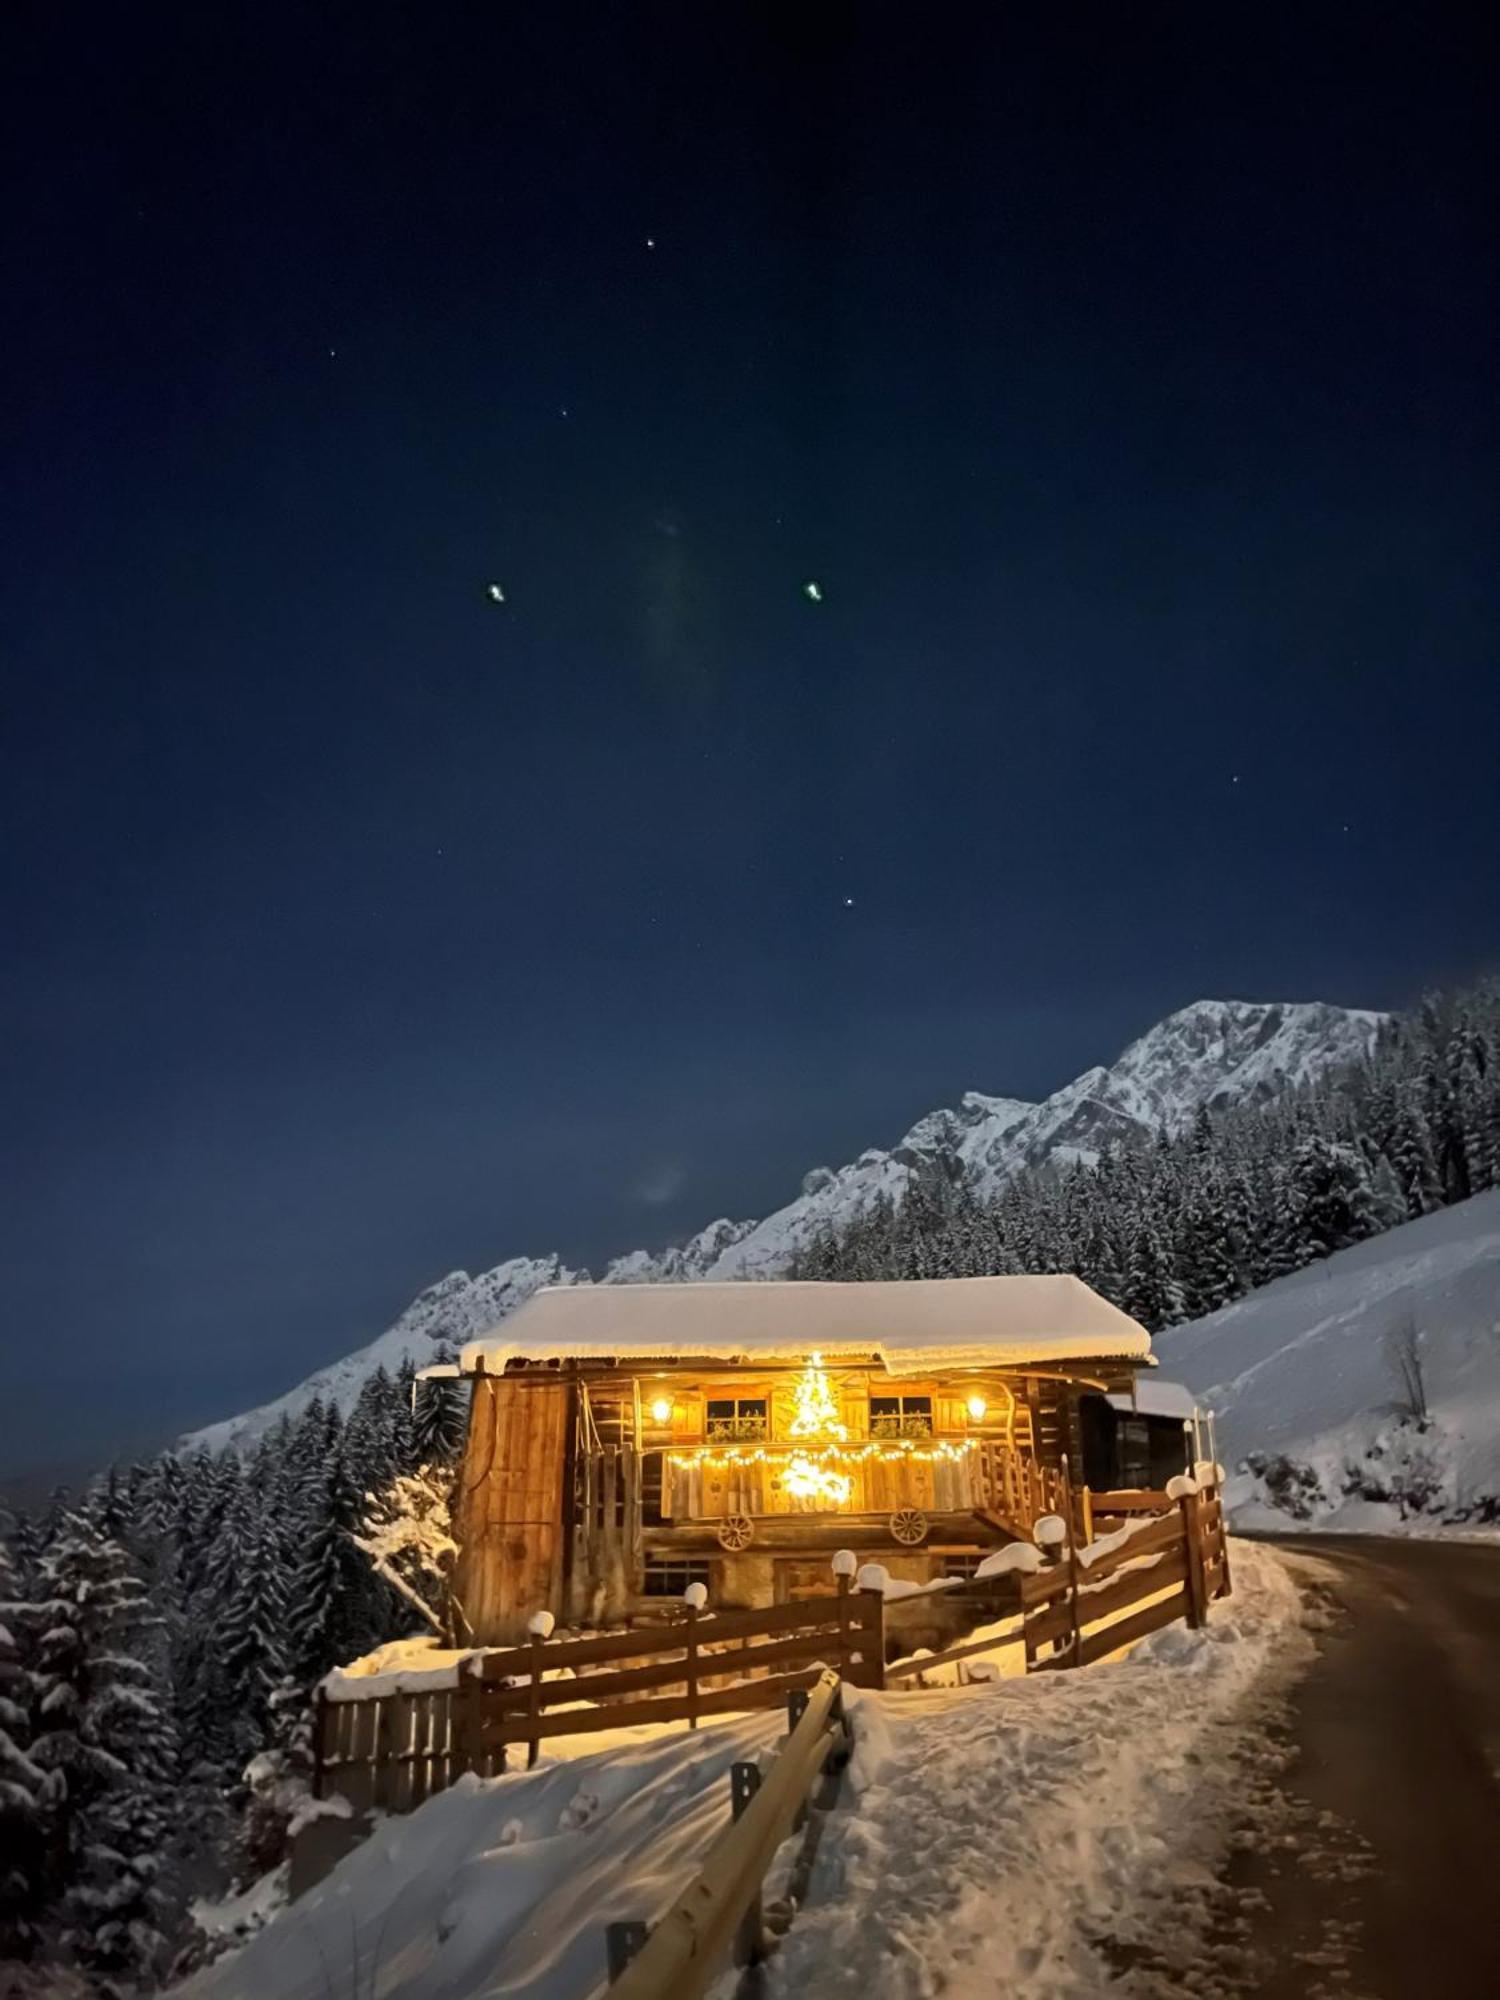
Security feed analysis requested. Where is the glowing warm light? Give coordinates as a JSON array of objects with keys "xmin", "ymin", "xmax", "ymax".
[
  {"xmin": 650, "ymin": 1398, "xmax": 673, "ymax": 1425},
  {"xmin": 669, "ymin": 1439, "xmax": 975, "ymax": 1470},
  {"xmin": 788, "ymin": 1351, "xmax": 848, "ymax": 1441},
  {"xmin": 966, "ymin": 1393, "xmax": 988, "ymax": 1421},
  {"xmin": 783, "ymin": 1454, "xmax": 852, "ymax": 1505}
]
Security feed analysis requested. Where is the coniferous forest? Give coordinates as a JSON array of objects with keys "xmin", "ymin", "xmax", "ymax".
[{"xmin": 0, "ymin": 978, "xmax": 1496, "ymax": 1992}]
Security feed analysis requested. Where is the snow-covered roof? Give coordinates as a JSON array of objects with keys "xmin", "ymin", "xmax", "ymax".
[
  {"xmin": 1106, "ymin": 1379, "xmax": 1198, "ymax": 1421},
  {"xmin": 459, "ymin": 1275, "xmax": 1151, "ymax": 1379}
]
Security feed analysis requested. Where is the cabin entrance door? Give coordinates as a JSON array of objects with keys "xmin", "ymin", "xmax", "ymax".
[{"xmin": 774, "ymin": 1558, "xmax": 839, "ymax": 1604}]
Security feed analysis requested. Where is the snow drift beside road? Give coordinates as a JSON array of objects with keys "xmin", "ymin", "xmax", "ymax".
[
  {"xmin": 1155, "ymin": 1190, "xmax": 1500, "ymax": 1528},
  {"xmin": 756, "ymin": 1541, "xmax": 1302, "ymax": 2000}
]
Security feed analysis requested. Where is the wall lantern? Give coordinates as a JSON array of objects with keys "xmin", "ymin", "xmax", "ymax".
[
  {"xmin": 650, "ymin": 1397, "xmax": 673, "ymax": 1425},
  {"xmin": 966, "ymin": 1393, "xmax": 988, "ymax": 1422}
]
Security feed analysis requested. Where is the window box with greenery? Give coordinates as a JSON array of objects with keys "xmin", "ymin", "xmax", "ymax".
[{"xmin": 869, "ymin": 1394, "xmax": 934, "ymax": 1438}]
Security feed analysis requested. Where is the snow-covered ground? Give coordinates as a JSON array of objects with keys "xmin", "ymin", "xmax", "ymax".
[
  {"xmin": 179, "ymin": 1708, "xmax": 788, "ymax": 1999},
  {"xmin": 1156, "ymin": 1190, "xmax": 1500, "ymax": 1533},
  {"xmin": 180, "ymin": 1541, "xmax": 1298, "ymax": 2000},
  {"xmin": 752, "ymin": 1542, "xmax": 1300, "ymax": 2000}
]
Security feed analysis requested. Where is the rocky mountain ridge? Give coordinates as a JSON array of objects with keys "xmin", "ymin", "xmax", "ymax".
[{"xmin": 187, "ymin": 997, "xmax": 1382, "ymax": 1451}]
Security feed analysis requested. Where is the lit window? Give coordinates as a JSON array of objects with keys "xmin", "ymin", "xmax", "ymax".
[
  {"xmin": 705, "ymin": 1397, "xmax": 768, "ymax": 1441},
  {"xmin": 869, "ymin": 1394, "xmax": 933, "ymax": 1438}
]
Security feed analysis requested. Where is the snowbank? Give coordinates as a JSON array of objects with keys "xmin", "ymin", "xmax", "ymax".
[
  {"xmin": 1155, "ymin": 1190, "xmax": 1500, "ymax": 1532},
  {"xmin": 183, "ymin": 1542, "xmax": 1298, "ymax": 2000},
  {"xmin": 178, "ymin": 1710, "xmax": 785, "ymax": 1999},
  {"xmin": 322, "ymin": 1636, "xmax": 483, "ymax": 1702},
  {"xmin": 755, "ymin": 1540, "xmax": 1304, "ymax": 2000}
]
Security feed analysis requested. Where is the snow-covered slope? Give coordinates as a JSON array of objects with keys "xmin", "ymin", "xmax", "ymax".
[
  {"xmin": 1154, "ymin": 1190, "xmax": 1500, "ymax": 1522},
  {"xmin": 187, "ymin": 998, "xmax": 1380, "ymax": 1452}
]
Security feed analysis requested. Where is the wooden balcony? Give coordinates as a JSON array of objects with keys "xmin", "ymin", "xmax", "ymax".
[{"xmin": 663, "ymin": 1436, "xmax": 1060, "ymax": 1538}]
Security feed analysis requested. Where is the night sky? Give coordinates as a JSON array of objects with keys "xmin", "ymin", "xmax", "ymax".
[{"xmin": 3, "ymin": 5, "xmax": 1497, "ymax": 1477}]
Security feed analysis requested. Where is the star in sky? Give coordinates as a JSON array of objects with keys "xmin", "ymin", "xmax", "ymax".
[
  {"xmin": 486, "ymin": 583, "xmax": 506, "ymax": 604},
  {"xmin": 803, "ymin": 580, "xmax": 823, "ymax": 603}
]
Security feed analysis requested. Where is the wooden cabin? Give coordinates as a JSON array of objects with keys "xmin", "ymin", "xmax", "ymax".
[{"xmin": 444, "ymin": 1274, "xmax": 1184, "ymax": 1646}]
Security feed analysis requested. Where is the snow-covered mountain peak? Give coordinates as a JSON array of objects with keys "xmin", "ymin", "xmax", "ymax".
[
  {"xmin": 185, "ymin": 996, "xmax": 1383, "ymax": 1450},
  {"xmin": 1103, "ymin": 999, "xmax": 1387, "ymax": 1127}
]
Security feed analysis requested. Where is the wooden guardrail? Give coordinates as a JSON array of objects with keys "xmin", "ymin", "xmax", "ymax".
[
  {"xmin": 313, "ymin": 1583, "xmax": 884, "ymax": 1810},
  {"xmin": 602, "ymin": 1669, "xmax": 851, "ymax": 2000}
]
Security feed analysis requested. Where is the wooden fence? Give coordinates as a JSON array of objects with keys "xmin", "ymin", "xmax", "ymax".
[
  {"xmin": 1024, "ymin": 1475, "xmax": 1229, "ymax": 1671},
  {"xmin": 313, "ymin": 1479, "xmax": 1230, "ymax": 1812},
  {"xmin": 885, "ymin": 1475, "xmax": 1230, "ymax": 1685},
  {"xmin": 313, "ymin": 1585, "xmax": 884, "ymax": 1812}
]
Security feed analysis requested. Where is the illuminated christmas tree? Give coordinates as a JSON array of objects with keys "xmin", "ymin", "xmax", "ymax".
[{"xmin": 788, "ymin": 1352, "xmax": 847, "ymax": 1441}]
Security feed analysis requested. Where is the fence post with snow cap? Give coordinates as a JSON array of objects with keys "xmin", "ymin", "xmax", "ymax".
[
  {"xmin": 853, "ymin": 1564, "xmax": 889, "ymax": 1687},
  {"xmin": 1167, "ymin": 1474, "xmax": 1206, "ymax": 1629},
  {"xmin": 1061, "ymin": 1455, "xmax": 1083, "ymax": 1664},
  {"xmin": 682, "ymin": 1583, "xmax": 707, "ymax": 1728},
  {"xmin": 832, "ymin": 1548, "xmax": 856, "ymax": 1676},
  {"xmin": 526, "ymin": 1609, "xmax": 555, "ymax": 1766}
]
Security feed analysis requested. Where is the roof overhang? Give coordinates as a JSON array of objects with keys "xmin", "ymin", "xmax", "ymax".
[{"xmin": 457, "ymin": 1274, "xmax": 1152, "ymax": 1380}]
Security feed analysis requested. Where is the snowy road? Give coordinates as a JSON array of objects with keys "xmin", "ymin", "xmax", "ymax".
[{"xmin": 1227, "ymin": 1536, "xmax": 1500, "ymax": 2000}]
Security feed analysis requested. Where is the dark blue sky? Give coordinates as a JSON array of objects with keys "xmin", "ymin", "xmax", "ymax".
[{"xmin": 2, "ymin": 4, "xmax": 1496, "ymax": 1477}]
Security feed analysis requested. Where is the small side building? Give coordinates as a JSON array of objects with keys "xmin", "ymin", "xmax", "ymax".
[{"xmin": 445, "ymin": 1274, "xmax": 1183, "ymax": 1645}]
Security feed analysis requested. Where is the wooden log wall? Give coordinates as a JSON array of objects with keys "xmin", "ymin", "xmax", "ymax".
[
  {"xmin": 451, "ymin": 1371, "xmax": 572, "ymax": 1645},
  {"xmin": 566, "ymin": 1443, "xmax": 641, "ymax": 1628}
]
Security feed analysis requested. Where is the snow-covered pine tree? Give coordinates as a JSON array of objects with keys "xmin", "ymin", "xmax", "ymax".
[
  {"xmin": 84, "ymin": 1467, "xmax": 133, "ymax": 1542},
  {"xmin": 352, "ymin": 1464, "xmax": 459, "ymax": 1643},
  {"xmin": 284, "ymin": 1411, "xmax": 380, "ymax": 1687},
  {"xmin": 412, "ymin": 1348, "xmax": 471, "ymax": 1462},
  {"xmin": 1387, "ymin": 1083, "xmax": 1443, "ymax": 1219},
  {"xmin": 343, "ymin": 1368, "xmax": 405, "ymax": 1495},
  {"xmin": 28, "ymin": 1511, "xmax": 177, "ymax": 1993},
  {"xmin": 212, "ymin": 1483, "xmax": 290, "ymax": 1770},
  {"xmin": 0, "ymin": 1517, "xmax": 49, "ymax": 1966},
  {"xmin": 1288, "ymin": 1135, "xmax": 1378, "ymax": 1260}
]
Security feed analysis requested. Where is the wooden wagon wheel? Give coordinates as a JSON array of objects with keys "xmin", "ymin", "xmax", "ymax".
[
  {"xmin": 716, "ymin": 1514, "xmax": 756, "ymax": 1551},
  {"xmin": 889, "ymin": 1507, "xmax": 929, "ymax": 1546}
]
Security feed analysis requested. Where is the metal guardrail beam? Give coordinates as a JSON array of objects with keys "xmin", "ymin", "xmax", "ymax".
[{"xmin": 604, "ymin": 1668, "xmax": 847, "ymax": 2000}]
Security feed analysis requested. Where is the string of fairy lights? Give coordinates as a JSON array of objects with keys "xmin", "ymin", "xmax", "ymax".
[{"xmin": 662, "ymin": 1352, "xmax": 988, "ymax": 1507}]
